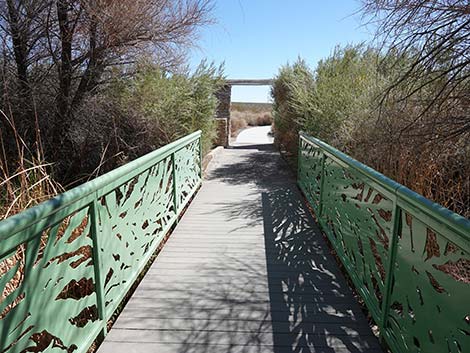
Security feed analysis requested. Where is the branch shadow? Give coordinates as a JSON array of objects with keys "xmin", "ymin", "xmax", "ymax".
[
  {"xmin": 206, "ymin": 145, "xmax": 292, "ymax": 189},
  {"xmin": 261, "ymin": 186, "xmax": 381, "ymax": 352}
]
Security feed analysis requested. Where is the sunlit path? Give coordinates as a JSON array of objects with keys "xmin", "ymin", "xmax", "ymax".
[{"xmin": 234, "ymin": 125, "xmax": 274, "ymax": 145}]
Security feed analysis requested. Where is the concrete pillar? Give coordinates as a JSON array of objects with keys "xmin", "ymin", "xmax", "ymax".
[{"xmin": 214, "ymin": 84, "xmax": 231, "ymax": 147}]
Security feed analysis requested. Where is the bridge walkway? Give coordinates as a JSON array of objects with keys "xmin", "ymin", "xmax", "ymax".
[{"xmin": 97, "ymin": 139, "xmax": 384, "ymax": 353}]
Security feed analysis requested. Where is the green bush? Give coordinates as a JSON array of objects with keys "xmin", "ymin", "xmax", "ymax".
[
  {"xmin": 271, "ymin": 46, "xmax": 383, "ymax": 151},
  {"xmin": 116, "ymin": 61, "xmax": 224, "ymax": 155},
  {"xmin": 311, "ymin": 46, "xmax": 382, "ymax": 145},
  {"xmin": 271, "ymin": 58, "xmax": 315, "ymax": 153}
]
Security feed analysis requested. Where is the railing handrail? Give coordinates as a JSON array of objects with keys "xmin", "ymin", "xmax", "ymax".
[
  {"xmin": 299, "ymin": 131, "xmax": 470, "ymax": 239},
  {"xmin": 0, "ymin": 130, "xmax": 202, "ymax": 240}
]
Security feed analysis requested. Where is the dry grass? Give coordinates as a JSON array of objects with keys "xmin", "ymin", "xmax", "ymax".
[
  {"xmin": 364, "ymin": 143, "xmax": 470, "ymax": 218},
  {"xmin": 0, "ymin": 109, "xmax": 63, "ymax": 220},
  {"xmin": 230, "ymin": 102, "xmax": 273, "ymax": 137}
]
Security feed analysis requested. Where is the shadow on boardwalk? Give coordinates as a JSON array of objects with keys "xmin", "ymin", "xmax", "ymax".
[{"xmin": 261, "ymin": 187, "xmax": 375, "ymax": 353}]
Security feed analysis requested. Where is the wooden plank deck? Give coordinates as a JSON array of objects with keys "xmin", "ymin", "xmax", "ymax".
[{"xmin": 97, "ymin": 142, "xmax": 384, "ymax": 353}]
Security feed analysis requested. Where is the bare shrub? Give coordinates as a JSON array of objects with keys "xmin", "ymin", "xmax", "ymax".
[
  {"xmin": 256, "ymin": 113, "xmax": 273, "ymax": 126},
  {"xmin": 361, "ymin": 0, "xmax": 470, "ymax": 141},
  {"xmin": 230, "ymin": 117, "xmax": 248, "ymax": 137},
  {"xmin": 230, "ymin": 102, "xmax": 273, "ymax": 136}
]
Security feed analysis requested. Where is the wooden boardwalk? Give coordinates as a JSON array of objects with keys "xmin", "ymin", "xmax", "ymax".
[{"xmin": 97, "ymin": 142, "xmax": 384, "ymax": 353}]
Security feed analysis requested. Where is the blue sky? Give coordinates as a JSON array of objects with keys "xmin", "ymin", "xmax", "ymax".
[{"xmin": 189, "ymin": 0, "xmax": 373, "ymax": 102}]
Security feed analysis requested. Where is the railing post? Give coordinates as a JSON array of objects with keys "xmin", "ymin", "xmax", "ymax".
[
  {"xmin": 297, "ymin": 134, "xmax": 303, "ymax": 180},
  {"xmin": 199, "ymin": 136, "xmax": 203, "ymax": 179},
  {"xmin": 379, "ymin": 198, "xmax": 401, "ymax": 341},
  {"xmin": 90, "ymin": 195, "xmax": 107, "ymax": 337},
  {"xmin": 318, "ymin": 151, "xmax": 327, "ymax": 219},
  {"xmin": 171, "ymin": 153, "xmax": 179, "ymax": 218}
]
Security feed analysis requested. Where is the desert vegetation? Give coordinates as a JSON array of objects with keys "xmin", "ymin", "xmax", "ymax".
[
  {"xmin": 273, "ymin": 43, "xmax": 469, "ymax": 217},
  {"xmin": 230, "ymin": 102, "xmax": 273, "ymax": 137},
  {"xmin": 0, "ymin": 0, "xmax": 222, "ymax": 219}
]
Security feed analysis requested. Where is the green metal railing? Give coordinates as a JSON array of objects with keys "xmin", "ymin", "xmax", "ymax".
[
  {"xmin": 298, "ymin": 132, "xmax": 470, "ymax": 353},
  {"xmin": 0, "ymin": 131, "xmax": 202, "ymax": 353}
]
